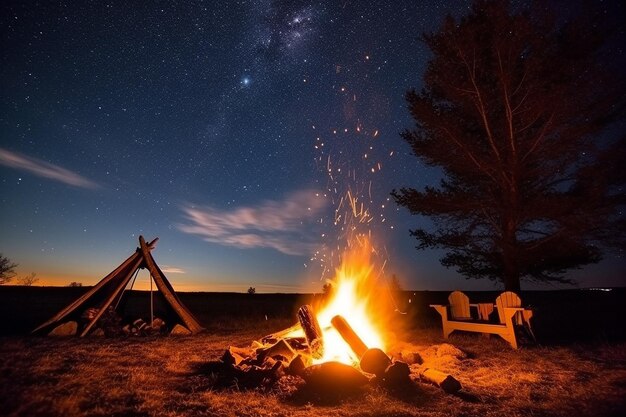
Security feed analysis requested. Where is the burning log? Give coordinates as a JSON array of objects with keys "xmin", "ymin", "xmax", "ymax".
[
  {"xmin": 297, "ymin": 305, "xmax": 324, "ymax": 359},
  {"xmin": 330, "ymin": 315, "xmax": 392, "ymax": 376},
  {"xmin": 360, "ymin": 347, "xmax": 392, "ymax": 376},
  {"xmin": 330, "ymin": 315, "xmax": 368, "ymax": 358},
  {"xmin": 261, "ymin": 323, "xmax": 300, "ymax": 344},
  {"xmin": 419, "ymin": 367, "xmax": 462, "ymax": 393}
]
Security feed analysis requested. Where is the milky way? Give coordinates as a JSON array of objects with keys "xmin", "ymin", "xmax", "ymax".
[{"xmin": 1, "ymin": 0, "xmax": 623, "ymax": 291}]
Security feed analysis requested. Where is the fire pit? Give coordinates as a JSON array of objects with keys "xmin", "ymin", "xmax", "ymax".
[
  {"xmin": 209, "ymin": 305, "xmax": 463, "ymax": 398},
  {"xmin": 205, "ymin": 236, "xmax": 463, "ymax": 399}
]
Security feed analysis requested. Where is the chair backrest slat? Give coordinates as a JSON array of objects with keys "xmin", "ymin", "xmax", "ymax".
[
  {"xmin": 495, "ymin": 291, "xmax": 522, "ymax": 324},
  {"xmin": 448, "ymin": 291, "xmax": 471, "ymax": 319}
]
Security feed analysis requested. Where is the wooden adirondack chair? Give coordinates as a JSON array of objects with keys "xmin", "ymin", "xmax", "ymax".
[
  {"xmin": 495, "ymin": 291, "xmax": 536, "ymax": 341},
  {"xmin": 495, "ymin": 291, "xmax": 523, "ymax": 324},
  {"xmin": 430, "ymin": 290, "xmax": 534, "ymax": 349},
  {"xmin": 448, "ymin": 290, "xmax": 472, "ymax": 320}
]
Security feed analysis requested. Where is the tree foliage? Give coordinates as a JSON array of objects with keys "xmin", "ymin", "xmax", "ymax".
[
  {"xmin": 393, "ymin": 0, "xmax": 625, "ymax": 291},
  {"xmin": 0, "ymin": 254, "xmax": 17, "ymax": 285}
]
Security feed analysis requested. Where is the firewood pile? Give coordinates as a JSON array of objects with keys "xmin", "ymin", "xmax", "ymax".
[
  {"xmin": 79, "ymin": 307, "xmax": 167, "ymax": 336},
  {"xmin": 208, "ymin": 305, "xmax": 464, "ymax": 397}
]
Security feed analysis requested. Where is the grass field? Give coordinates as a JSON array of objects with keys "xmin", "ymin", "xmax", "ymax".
[{"xmin": 1, "ymin": 288, "xmax": 625, "ymax": 416}]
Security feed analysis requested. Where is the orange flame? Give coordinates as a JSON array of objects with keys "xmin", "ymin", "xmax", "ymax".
[{"xmin": 293, "ymin": 235, "xmax": 388, "ymax": 365}]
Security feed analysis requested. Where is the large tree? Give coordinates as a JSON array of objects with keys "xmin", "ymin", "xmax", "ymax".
[{"xmin": 392, "ymin": 0, "xmax": 625, "ymax": 291}]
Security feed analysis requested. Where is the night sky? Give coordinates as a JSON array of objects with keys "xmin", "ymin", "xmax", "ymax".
[{"xmin": 1, "ymin": 0, "xmax": 624, "ymax": 292}]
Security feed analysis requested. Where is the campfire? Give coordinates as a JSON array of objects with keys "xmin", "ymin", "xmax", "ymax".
[
  {"xmin": 212, "ymin": 235, "xmax": 463, "ymax": 397},
  {"xmin": 285, "ymin": 235, "xmax": 387, "ymax": 365}
]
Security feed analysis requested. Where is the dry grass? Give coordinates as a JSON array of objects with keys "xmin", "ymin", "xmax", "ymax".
[{"xmin": 1, "ymin": 323, "xmax": 625, "ymax": 417}]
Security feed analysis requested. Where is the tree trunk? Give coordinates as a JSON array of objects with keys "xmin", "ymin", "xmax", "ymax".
[
  {"xmin": 503, "ymin": 273, "xmax": 521, "ymax": 292},
  {"xmin": 502, "ymin": 214, "xmax": 521, "ymax": 292}
]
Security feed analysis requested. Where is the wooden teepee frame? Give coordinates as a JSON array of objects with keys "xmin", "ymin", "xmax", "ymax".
[{"xmin": 32, "ymin": 236, "xmax": 204, "ymax": 336}]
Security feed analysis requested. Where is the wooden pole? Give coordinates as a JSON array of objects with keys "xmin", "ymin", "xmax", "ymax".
[
  {"xmin": 150, "ymin": 273, "xmax": 154, "ymax": 327},
  {"xmin": 80, "ymin": 255, "xmax": 144, "ymax": 336},
  {"xmin": 139, "ymin": 236, "xmax": 204, "ymax": 333}
]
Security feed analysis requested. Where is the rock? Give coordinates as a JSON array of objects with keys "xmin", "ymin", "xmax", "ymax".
[
  {"xmin": 170, "ymin": 324, "xmax": 192, "ymax": 335},
  {"xmin": 360, "ymin": 348, "xmax": 391, "ymax": 376},
  {"xmin": 436, "ymin": 343, "xmax": 466, "ymax": 359},
  {"xmin": 91, "ymin": 328, "xmax": 105, "ymax": 337},
  {"xmin": 400, "ymin": 350, "xmax": 423, "ymax": 365},
  {"xmin": 302, "ymin": 361, "xmax": 368, "ymax": 394},
  {"xmin": 49, "ymin": 321, "xmax": 77, "ymax": 336},
  {"xmin": 384, "ymin": 361, "xmax": 411, "ymax": 384},
  {"xmin": 287, "ymin": 354, "xmax": 307, "ymax": 376}
]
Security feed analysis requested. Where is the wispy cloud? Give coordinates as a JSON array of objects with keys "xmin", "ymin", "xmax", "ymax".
[
  {"xmin": 178, "ymin": 189, "xmax": 328, "ymax": 255},
  {"xmin": 160, "ymin": 266, "xmax": 186, "ymax": 274},
  {"xmin": 0, "ymin": 148, "xmax": 99, "ymax": 189}
]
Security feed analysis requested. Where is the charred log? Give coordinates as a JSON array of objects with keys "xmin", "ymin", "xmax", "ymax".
[
  {"xmin": 298, "ymin": 305, "xmax": 324, "ymax": 359},
  {"xmin": 419, "ymin": 367, "xmax": 462, "ymax": 393}
]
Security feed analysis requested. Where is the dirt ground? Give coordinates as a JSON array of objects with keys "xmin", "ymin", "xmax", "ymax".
[{"xmin": 1, "ymin": 322, "xmax": 625, "ymax": 417}]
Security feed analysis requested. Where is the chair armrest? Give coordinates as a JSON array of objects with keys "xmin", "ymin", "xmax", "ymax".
[{"xmin": 430, "ymin": 304, "xmax": 448, "ymax": 319}]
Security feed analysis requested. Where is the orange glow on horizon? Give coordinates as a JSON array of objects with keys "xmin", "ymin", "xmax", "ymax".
[{"xmin": 23, "ymin": 273, "xmax": 321, "ymax": 293}]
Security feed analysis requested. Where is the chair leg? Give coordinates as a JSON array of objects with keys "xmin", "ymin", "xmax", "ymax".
[
  {"xmin": 524, "ymin": 322, "xmax": 537, "ymax": 343},
  {"xmin": 502, "ymin": 308, "xmax": 519, "ymax": 349},
  {"xmin": 501, "ymin": 328, "xmax": 518, "ymax": 349}
]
